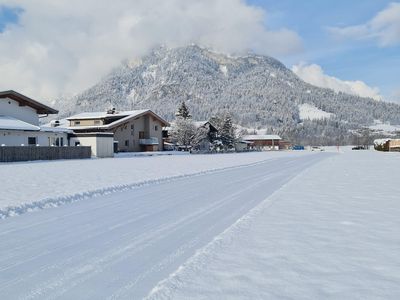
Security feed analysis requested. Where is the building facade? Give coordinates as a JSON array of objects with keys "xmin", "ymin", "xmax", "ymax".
[
  {"xmin": 0, "ymin": 90, "xmax": 69, "ymax": 147},
  {"xmin": 242, "ymin": 134, "xmax": 282, "ymax": 150},
  {"xmin": 67, "ymin": 109, "xmax": 169, "ymax": 152}
]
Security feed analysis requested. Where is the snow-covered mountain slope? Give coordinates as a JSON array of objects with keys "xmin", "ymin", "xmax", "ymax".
[
  {"xmin": 55, "ymin": 45, "xmax": 400, "ymax": 144},
  {"xmin": 298, "ymin": 103, "xmax": 334, "ymax": 120}
]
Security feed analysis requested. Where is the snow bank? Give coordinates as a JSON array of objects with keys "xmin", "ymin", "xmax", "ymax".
[{"xmin": 0, "ymin": 151, "xmax": 311, "ymax": 218}]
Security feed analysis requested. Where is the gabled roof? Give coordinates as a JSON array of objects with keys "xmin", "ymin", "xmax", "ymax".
[
  {"xmin": 67, "ymin": 109, "xmax": 170, "ymax": 130},
  {"xmin": 66, "ymin": 110, "xmax": 148, "ymax": 120},
  {"xmin": 193, "ymin": 121, "xmax": 218, "ymax": 132},
  {"xmin": 0, "ymin": 90, "xmax": 58, "ymax": 114},
  {"xmin": 0, "ymin": 115, "xmax": 40, "ymax": 131},
  {"xmin": 242, "ymin": 134, "xmax": 281, "ymax": 141}
]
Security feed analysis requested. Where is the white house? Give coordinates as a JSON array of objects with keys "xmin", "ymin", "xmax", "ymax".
[{"xmin": 0, "ymin": 90, "xmax": 70, "ymax": 147}]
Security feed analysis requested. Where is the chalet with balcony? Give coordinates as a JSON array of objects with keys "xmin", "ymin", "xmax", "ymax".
[{"xmin": 67, "ymin": 109, "xmax": 169, "ymax": 152}]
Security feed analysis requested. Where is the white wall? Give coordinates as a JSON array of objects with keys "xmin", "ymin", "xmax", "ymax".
[
  {"xmin": 0, "ymin": 98, "xmax": 39, "ymax": 125},
  {"xmin": 96, "ymin": 137, "xmax": 114, "ymax": 158},
  {"xmin": 0, "ymin": 130, "xmax": 68, "ymax": 146},
  {"xmin": 70, "ymin": 136, "xmax": 114, "ymax": 158}
]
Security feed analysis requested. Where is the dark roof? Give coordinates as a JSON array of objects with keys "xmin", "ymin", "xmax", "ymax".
[{"xmin": 0, "ymin": 90, "xmax": 58, "ymax": 114}]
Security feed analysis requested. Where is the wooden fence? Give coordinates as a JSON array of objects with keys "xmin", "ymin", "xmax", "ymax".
[{"xmin": 0, "ymin": 146, "xmax": 91, "ymax": 162}]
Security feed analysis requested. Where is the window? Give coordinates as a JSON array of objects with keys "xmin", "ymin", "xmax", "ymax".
[
  {"xmin": 131, "ymin": 124, "xmax": 135, "ymax": 136},
  {"xmin": 74, "ymin": 121, "xmax": 81, "ymax": 125},
  {"xmin": 125, "ymin": 140, "xmax": 129, "ymax": 147},
  {"xmin": 139, "ymin": 131, "xmax": 145, "ymax": 139},
  {"xmin": 154, "ymin": 125, "xmax": 158, "ymax": 131},
  {"xmin": 28, "ymin": 137, "xmax": 37, "ymax": 145}
]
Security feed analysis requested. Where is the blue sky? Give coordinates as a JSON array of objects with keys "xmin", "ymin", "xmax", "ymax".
[
  {"xmin": 0, "ymin": 1, "xmax": 398, "ymax": 102},
  {"xmin": 248, "ymin": 0, "xmax": 400, "ymax": 101},
  {"xmin": 0, "ymin": 6, "xmax": 21, "ymax": 32}
]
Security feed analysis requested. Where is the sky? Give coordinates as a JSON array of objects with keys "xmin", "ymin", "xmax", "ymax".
[{"xmin": 0, "ymin": 0, "xmax": 399, "ymax": 103}]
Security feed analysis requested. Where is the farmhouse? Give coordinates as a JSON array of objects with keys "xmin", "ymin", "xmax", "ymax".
[
  {"xmin": 67, "ymin": 109, "xmax": 169, "ymax": 152},
  {"xmin": 242, "ymin": 134, "xmax": 282, "ymax": 150},
  {"xmin": 0, "ymin": 90, "xmax": 70, "ymax": 147},
  {"xmin": 375, "ymin": 138, "xmax": 400, "ymax": 152},
  {"xmin": 193, "ymin": 121, "xmax": 218, "ymax": 151}
]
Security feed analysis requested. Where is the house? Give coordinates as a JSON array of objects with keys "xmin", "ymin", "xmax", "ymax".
[
  {"xmin": 164, "ymin": 120, "xmax": 219, "ymax": 152},
  {"xmin": 389, "ymin": 139, "xmax": 400, "ymax": 151},
  {"xmin": 0, "ymin": 90, "xmax": 70, "ymax": 147},
  {"xmin": 193, "ymin": 121, "xmax": 218, "ymax": 151},
  {"xmin": 66, "ymin": 109, "xmax": 169, "ymax": 152},
  {"xmin": 374, "ymin": 138, "xmax": 400, "ymax": 152},
  {"xmin": 242, "ymin": 134, "xmax": 282, "ymax": 150}
]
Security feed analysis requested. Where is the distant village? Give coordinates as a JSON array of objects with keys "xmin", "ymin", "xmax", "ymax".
[{"xmin": 0, "ymin": 90, "xmax": 398, "ymax": 162}]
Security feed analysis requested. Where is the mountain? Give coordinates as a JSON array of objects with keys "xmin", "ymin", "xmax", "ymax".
[{"xmin": 56, "ymin": 45, "xmax": 400, "ymax": 144}]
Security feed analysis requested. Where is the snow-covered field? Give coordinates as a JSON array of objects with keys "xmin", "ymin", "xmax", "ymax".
[
  {"xmin": 1, "ymin": 149, "xmax": 399, "ymax": 299},
  {"xmin": 0, "ymin": 152, "xmax": 326, "ymax": 299},
  {"xmin": 0, "ymin": 151, "xmax": 312, "ymax": 218},
  {"xmin": 148, "ymin": 149, "xmax": 400, "ymax": 299}
]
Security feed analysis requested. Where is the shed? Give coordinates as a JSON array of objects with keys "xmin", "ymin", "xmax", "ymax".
[{"xmin": 70, "ymin": 133, "xmax": 114, "ymax": 158}]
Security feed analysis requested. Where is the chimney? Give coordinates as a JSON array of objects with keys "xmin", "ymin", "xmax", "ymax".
[
  {"xmin": 51, "ymin": 120, "xmax": 60, "ymax": 127},
  {"xmin": 107, "ymin": 107, "xmax": 117, "ymax": 114}
]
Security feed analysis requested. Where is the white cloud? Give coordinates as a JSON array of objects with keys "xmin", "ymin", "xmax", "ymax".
[
  {"xmin": 0, "ymin": 0, "xmax": 302, "ymax": 102},
  {"xmin": 329, "ymin": 2, "xmax": 400, "ymax": 47},
  {"xmin": 292, "ymin": 63, "xmax": 382, "ymax": 100}
]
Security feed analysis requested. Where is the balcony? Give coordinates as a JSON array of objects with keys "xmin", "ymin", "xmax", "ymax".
[{"xmin": 139, "ymin": 137, "xmax": 159, "ymax": 145}]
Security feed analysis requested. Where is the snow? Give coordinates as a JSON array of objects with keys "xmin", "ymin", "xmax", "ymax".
[
  {"xmin": 0, "ymin": 115, "xmax": 40, "ymax": 131},
  {"xmin": 147, "ymin": 149, "xmax": 400, "ymax": 299},
  {"xmin": 299, "ymin": 103, "xmax": 334, "ymax": 120},
  {"xmin": 242, "ymin": 134, "xmax": 281, "ymax": 140},
  {"xmin": 66, "ymin": 110, "xmax": 148, "ymax": 120},
  {"xmin": 369, "ymin": 122, "xmax": 400, "ymax": 134},
  {"xmin": 0, "ymin": 152, "xmax": 325, "ymax": 299},
  {"xmin": 1, "ymin": 150, "xmax": 399, "ymax": 299},
  {"xmin": 0, "ymin": 151, "xmax": 310, "ymax": 218},
  {"xmin": 219, "ymin": 65, "xmax": 228, "ymax": 77}
]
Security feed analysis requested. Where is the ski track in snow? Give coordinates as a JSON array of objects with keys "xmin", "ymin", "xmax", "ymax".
[
  {"xmin": 0, "ymin": 153, "xmax": 329, "ymax": 299},
  {"xmin": 0, "ymin": 152, "xmax": 312, "ymax": 219},
  {"xmin": 147, "ymin": 150, "xmax": 400, "ymax": 300}
]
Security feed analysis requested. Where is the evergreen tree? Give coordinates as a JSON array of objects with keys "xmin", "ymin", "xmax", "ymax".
[
  {"xmin": 175, "ymin": 101, "xmax": 192, "ymax": 119},
  {"xmin": 220, "ymin": 114, "xmax": 236, "ymax": 150}
]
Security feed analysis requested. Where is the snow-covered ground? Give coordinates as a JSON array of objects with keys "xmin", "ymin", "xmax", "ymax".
[
  {"xmin": 1, "ymin": 149, "xmax": 399, "ymax": 299},
  {"xmin": 0, "ymin": 153, "xmax": 326, "ymax": 299},
  {"xmin": 0, "ymin": 151, "xmax": 313, "ymax": 218},
  {"xmin": 148, "ymin": 149, "xmax": 400, "ymax": 299}
]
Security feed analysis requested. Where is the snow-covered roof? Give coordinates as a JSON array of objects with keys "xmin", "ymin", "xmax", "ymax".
[
  {"xmin": 66, "ymin": 110, "xmax": 148, "ymax": 120},
  {"xmin": 67, "ymin": 109, "xmax": 169, "ymax": 130},
  {"xmin": 193, "ymin": 121, "xmax": 208, "ymax": 127},
  {"xmin": 40, "ymin": 126, "xmax": 72, "ymax": 133},
  {"xmin": 242, "ymin": 135, "xmax": 281, "ymax": 141},
  {"xmin": 0, "ymin": 115, "xmax": 40, "ymax": 131}
]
